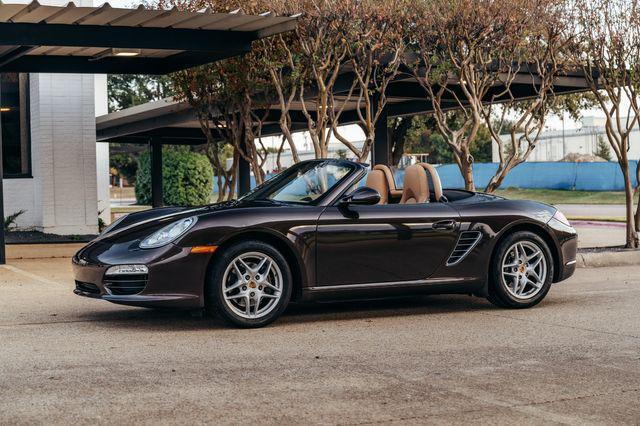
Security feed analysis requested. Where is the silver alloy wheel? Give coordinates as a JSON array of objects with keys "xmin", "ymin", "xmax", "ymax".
[
  {"xmin": 222, "ymin": 251, "xmax": 283, "ymax": 319},
  {"xmin": 501, "ymin": 240, "xmax": 547, "ymax": 300}
]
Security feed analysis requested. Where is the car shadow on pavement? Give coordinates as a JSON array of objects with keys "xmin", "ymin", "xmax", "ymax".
[{"xmin": 72, "ymin": 293, "xmax": 569, "ymax": 331}]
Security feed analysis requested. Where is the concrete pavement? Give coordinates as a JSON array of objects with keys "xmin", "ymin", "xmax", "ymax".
[
  {"xmin": 557, "ymin": 204, "xmax": 626, "ymax": 221},
  {"xmin": 1, "ymin": 258, "xmax": 639, "ymax": 424},
  {"xmin": 572, "ymin": 220, "xmax": 627, "ymax": 248}
]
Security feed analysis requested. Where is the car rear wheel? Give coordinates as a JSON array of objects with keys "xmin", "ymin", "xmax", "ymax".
[
  {"xmin": 487, "ymin": 231, "xmax": 554, "ymax": 309},
  {"xmin": 206, "ymin": 241, "xmax": 292, "ymax": 328}
]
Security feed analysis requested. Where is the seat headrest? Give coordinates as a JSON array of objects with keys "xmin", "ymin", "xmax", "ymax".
[
  {"xmin": 400, "ymin": 164, "xmax": 429, "ymax": 204},
  {"xmin": 418, "ymin": 163, "xmax": 443, "ymax": 202},
  {"xmin": 364, "ymin": 169, "xmax": 389, "ymax": 204},
  {"xmin": 373, "ymin": 164, "xmax": 398, "ymax": 191}
]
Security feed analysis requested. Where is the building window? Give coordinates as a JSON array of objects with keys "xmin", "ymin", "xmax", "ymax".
[{"xmin": 1, "ymin": 73, "xmax": 31, "ymax": 178}]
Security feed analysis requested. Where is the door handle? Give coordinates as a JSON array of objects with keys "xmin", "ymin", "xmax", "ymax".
[{"xmin": 433, "ymin": 220, "xmax": 456, "ymax": 231}]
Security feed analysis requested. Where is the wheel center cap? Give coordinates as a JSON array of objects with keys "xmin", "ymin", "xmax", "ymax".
[
  {"xmin": 248, "ymin": 282, "xmax": 257, "ymax": 289},
  {"xmin": 519, "ymin": 265, "xmax": 526, "ymax": 273}
]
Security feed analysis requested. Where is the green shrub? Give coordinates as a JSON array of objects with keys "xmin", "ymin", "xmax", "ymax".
[{"xmin": 135, "ymin": 146, "xmax": 213, "ymax": 207}]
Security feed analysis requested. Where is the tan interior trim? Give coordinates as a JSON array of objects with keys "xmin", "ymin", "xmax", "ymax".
[
  {"xmin": 373, "ymin": 164, "xmax": 402, "ymax": 197},
  {"xmin": 399, "ymin": 164, "xmax": 429, "ymax": 204},
  {"xmin": 364, "ymin": 169, "xmax": 389, "ymax": 204},
  {"xmin": 418, "ymin": 163, "xmax": 443, "ymax": 201}
]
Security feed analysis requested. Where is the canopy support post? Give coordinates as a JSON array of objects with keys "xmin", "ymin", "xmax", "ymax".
[
  {"xmin": 0, "ymin": 78, "xmax": 6, "ymax": 264},
  {"xmin": 373, "ymin": 103, "xmax": 389, "ymax": 166},
  {"xmin": 150, "ymin": 138, "xmax": 163, "ymax": 208}
]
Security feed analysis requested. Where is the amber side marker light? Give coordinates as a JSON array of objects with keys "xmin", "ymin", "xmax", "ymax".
[{"xmin": 191, "ymin": 246, "xmax": 218, "ymax": 254}]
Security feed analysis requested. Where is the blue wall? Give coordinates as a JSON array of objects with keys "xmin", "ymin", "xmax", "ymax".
[
  {"xmin": 432, "ymin": 161, "xmax": 638, "ymax": 191},
  {"xmin": 214, "ymin": 161, "xmax": 638, "ymax": 193}
]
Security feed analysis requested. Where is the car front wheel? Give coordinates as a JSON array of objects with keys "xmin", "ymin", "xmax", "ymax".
[
  {"xmin": 206, "ymin": 241, "xmax": 292, "ymax": 328},
  {"xmin": 487, "ymin": 231, "xmax": 554, "ymax": 309}
]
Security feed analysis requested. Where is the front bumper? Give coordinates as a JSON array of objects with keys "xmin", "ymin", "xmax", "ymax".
[
  {"xmin": 547, "ymin": 217, "xmax": 578, "ymax": 282},
  {"xmin": 72, "ymin": 241, "xmax": 213, "ymax": 309}
]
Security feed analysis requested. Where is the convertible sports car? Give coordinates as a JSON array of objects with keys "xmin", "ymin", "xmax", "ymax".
[{"xmin": 73, "ymin": 159, "xmax": 577, "ymax": 327}]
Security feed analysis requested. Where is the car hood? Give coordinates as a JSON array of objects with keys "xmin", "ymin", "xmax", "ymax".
[{"xmin": 96, "ymin": 199, "xmax": 285, "ymax": 242}]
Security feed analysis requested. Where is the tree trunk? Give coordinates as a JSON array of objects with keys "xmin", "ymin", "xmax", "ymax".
[
  {"xmin": 635, "ymin": 160, "xmax": 640, "ymax": 233},
  {"xmin": 461, "ymin": 160, "xmax": 475, "ymax": 192},
  {"xmin": 619, "ymin": 160, "xmax": 639, "ymax": 248}
]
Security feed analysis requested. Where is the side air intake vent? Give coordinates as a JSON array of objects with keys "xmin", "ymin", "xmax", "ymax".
[{"xmin": 447, "ymin": 231, "xmax": 482, "ymax": 266}]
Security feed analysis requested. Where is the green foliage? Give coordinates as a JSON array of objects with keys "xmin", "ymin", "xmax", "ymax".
[
  {"xmin": 110, "ymin": 152, "xmax": 138, "ymax": 184},
  {"xmin": 595, "ymin": 136, "xmax": 613, "ymax": 161},
  {"xmin": 4, "ymin": 209, "xmax": 26, "ymax": 232},
  {"xmin": 135, "ymin": 146, "xmax": 213, "ymax": 207},
  {"xmin": 402, "ymin": 114, "xmax": 492, "ymax": 164},
  {"xmin": 108, "ymin": 74, "xmax": 173, "ymax": 112}
]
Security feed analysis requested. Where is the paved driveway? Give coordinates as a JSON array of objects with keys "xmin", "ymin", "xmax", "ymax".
[{"xmin": 1, "ymin": 259, "xmax": 639, "ymax": 424}]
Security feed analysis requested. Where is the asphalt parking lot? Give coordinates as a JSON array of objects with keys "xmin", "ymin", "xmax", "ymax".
[{"xmin": 1, "ymin": 258, "xmax": 639, "ymax": 425}]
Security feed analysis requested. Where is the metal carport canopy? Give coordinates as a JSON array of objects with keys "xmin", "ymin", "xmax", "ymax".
[{"xmin": 0, "ymin": 1, "xmax": 298, "ymax": 263}]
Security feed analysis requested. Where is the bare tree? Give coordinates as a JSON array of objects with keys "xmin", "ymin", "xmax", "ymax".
[
  {"xmin": 483, "ymin": 1, "xmax": 565, "ymax": 192},
  {"xmin": 409, "ymin": 0, "xmax": 548, "ymax": 191},
  {"xmin": 568, "ymin": 0, "xmax": 640, "ymax": 248},
  {"xmin": 330, "ymin": 0, "xmax": 408, "ymax": 161}
]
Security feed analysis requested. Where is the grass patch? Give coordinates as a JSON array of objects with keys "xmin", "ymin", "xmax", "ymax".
[{"xmin": 494, "ymin": 188, "xmax": 638, "ymax": 205}]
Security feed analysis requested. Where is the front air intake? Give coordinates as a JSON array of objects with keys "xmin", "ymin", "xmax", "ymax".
[
  {"xmin": 447, "ymin": 231, "xmax": 482, "ymax": 266},
  {"xmin": 103, "ymin": 274, "xmax": 148, "ymax": 296}
]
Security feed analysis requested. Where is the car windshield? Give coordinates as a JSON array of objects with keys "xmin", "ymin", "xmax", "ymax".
[{"xmin": 240, "ymin": 160, "xmax": 356, "ymax": 205}]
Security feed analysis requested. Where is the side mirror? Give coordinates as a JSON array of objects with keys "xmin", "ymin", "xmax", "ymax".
[{"xmin": 340, "ymin": 186, "xmax": 381, "ymax": 206}]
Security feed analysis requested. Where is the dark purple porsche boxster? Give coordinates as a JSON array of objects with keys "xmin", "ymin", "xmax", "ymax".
[{"xmin": 73, "ymin": 159, "xmax": 577, "ymax": 327}]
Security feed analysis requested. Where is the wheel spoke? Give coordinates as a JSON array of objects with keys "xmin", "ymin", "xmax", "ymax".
[
  {"xmin": 503, "ymin": 261, "xmax": 519, "ymax": 269},
  {"xmin": 237, "ymin": 257, "xmax": 251, "ymax": 272},
  {"xmin": 262, "ymin": 280, "xmax": 280, "ymax": 292},
  {"xmin": 503, "ymin": 271, "xmax": 519, "ymax": 277},
  {"xmin": 526, "ymin": 250, "xmax": 541, "ymax": 261},
  {"xmin": 262, "ymin": 293, "xmax": 279, "ymax": 299},
  {"xmin": 512, "ymin": 277, "xmax": 520, "ymax": 295},
  {"xmin": 225, "ymin": 280, "xmax": 243, "ymax": 293},
  {"xmin": 255, "ymin": 257, "xmax": 270, "ymax": 274},
  {"xmin": 530, "ymin": 255, "xmax": 543, "ymax": 269},
  {"xmin": 254, "ymin": 294, "xmax": 262, "ymax": 315},
  {"xmin": 526, "ymin": 277, "xmax": 542, "ymax": 289},
  {"xmin": 226, "ymin": 293, "xmax": 246, "ymax": 300},
  {"xmin": 245, "ymin": 295, "xmax": 251, "ymax": 316},
  {"xmin": 233, "ymin": 261, "xmax": 245, "ymax": 277},
  {"xmin": 528, "ymin": 270, "xmax": 541, "ymax": 283}
]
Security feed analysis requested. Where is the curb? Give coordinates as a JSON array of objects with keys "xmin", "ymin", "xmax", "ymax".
[{"xmin": 576, "ymin": 250, "xmax": 640, "ymax": 268}]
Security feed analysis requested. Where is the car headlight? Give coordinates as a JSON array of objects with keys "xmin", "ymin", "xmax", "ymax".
[
  {"xmin": 552, "ymin": 209, "xmax": 571, "ymax": 227},
  {"xmin": 139, "ymin": 216, "xmax": 197, "ymax": 249}
]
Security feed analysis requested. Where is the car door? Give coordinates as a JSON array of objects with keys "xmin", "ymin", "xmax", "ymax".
[{"xmin": 315, "ymin": 202, "xmax": 460, "ymax": 287}]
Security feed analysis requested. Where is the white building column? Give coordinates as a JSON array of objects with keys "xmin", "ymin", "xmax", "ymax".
[
  {"xmin": 94, "ymin": 74, "xmax": 111, "ymax": 226},
  {"xmin": 29, "ymin": 73, "xmax": 99, "ymax": 235}
]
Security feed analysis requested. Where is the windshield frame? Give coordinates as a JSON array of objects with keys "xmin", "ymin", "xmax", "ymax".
[{"xmin": 239, "ymin": 159, "xmax": 364, "ymax": 206}]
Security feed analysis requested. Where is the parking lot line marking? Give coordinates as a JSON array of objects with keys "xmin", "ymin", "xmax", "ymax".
[{"xmin": 0, "ymin": 264, "xmax": 65, "ymax": 286}]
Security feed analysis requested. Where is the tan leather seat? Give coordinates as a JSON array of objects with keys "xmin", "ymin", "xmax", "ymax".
[
  {"xmin": 400, "ymin": 164, "xmax": 429, "ymax": 204},
  {"xmin": 373, "ymin": 164, "xmax": 402, "ymax": 198},
  {"xmin": 364, "ymin": 169, "xmax": 389, "ymax": 204},
  {"xmin": 418, "ymin": 163, "xmax": 443, "ymax": 202}
]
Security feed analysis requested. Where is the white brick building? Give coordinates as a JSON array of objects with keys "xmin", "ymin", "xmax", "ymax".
[{"xmin": 2, "ymin": 0, "xmax": 109, "ymax": 235}]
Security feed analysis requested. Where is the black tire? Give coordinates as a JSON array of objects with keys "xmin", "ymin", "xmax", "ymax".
[
  {"xmin": 487, "ymin": 231, "xmax": 554, "ymax": 309},
  {"xmin": 206, "ymin": 240, "xmax": 292, "ymax": 328}
]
